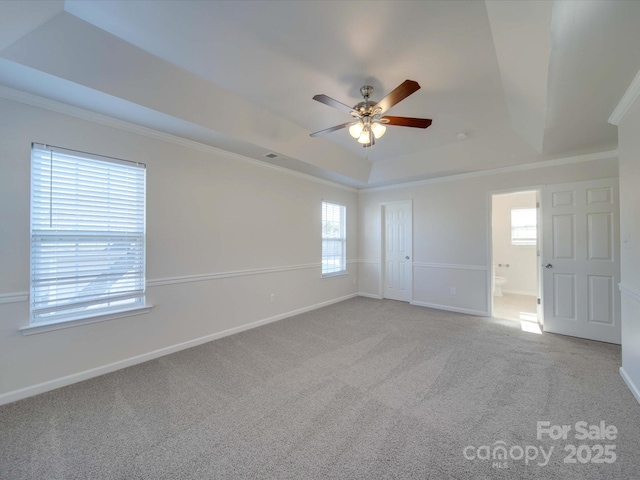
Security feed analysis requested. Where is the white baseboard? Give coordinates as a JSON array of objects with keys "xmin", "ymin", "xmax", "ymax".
[
  {"xmin": 502, "ymin": 289, "xmax": 537, "ymax": 297},
  {"xmin": 358, "ymin": 292, "xmax": 383, "ymax": 299},
  {"xmin": 0, "ymin": 293, "xmax": 358, "ymax": 406},
  {"xmin": 620, "ymin": 367, "xmax": 640, "ymax": 405},
  {"xmin": 410, "ymin": 300, "xmax": 489, "ymax": 317}
]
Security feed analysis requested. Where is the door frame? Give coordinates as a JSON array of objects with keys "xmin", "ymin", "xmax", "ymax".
[
  {"xmin": 487, "ymin": 187, "xmax": 543, "ymax": 322},
  {"xmin": 380, "ymin": 200, "xmax": 413, "ymax": 301}
]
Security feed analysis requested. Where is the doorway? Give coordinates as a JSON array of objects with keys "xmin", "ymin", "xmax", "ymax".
[
  {"xmin": 381, "ymin": 201, "xmax": 413, "ymax": 302},
  {"xmin": 490, "ymin": 190, "xmax": 540, "ymax": 327}
]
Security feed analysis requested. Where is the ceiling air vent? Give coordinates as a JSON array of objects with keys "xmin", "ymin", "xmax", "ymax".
[{"xmin": 264, "ymin": 153, "xmax": 279, "ymax": 159}]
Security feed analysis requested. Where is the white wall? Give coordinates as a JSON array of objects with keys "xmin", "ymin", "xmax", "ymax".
[
  {"xmin": 359, "ymin": 158, "xmax": 618, "ymax": 316},
  {"xmin": 492, "ymin": 191, "xmax": 538, "ymax": 296},
  {"xmin": 0, "ymin": 98, "xmax": 359, "ymax": 402},
  {"xmin": 618, "ymin": 94, "xmax": 640, "ymax": 404}
]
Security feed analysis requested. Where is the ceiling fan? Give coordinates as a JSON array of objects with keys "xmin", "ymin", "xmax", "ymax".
[{"xmin": 310, "ymin": 79, "xmax": 432, "ymax": 148}]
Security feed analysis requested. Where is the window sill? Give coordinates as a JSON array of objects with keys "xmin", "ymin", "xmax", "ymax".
[
  {"xmin": 322, "ymin": 271, "xmax": 348, "ymax": 279},
  {"xmin": 20, "ymin": 304, "xmax": 153, "ymax": 336}
]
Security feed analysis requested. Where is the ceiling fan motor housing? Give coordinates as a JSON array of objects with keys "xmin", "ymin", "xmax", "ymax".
[
  {"xmin": 360, "ymin": 85, "xmax": 374, "ymax": 99},
  {"xmin": 355, "ymin": 86, "xmax": 379, "ymax": 117}
]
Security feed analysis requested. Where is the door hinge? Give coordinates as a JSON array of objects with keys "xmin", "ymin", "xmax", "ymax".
[
  {"xmin": 536, "ymin": 202, "xmax": 540, "ymax": 208},
  {"xmin": 537, "ymin": 298, "xmax": 541, "ymax": 305}
]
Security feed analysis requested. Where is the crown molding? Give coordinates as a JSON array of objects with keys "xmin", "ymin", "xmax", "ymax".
[
  {"xmin": 0, "ymin": 85, "xmax": 620, "ymax": 194},
  {"xmin": 609, "ymin": 68, "xmax": 640, "ymax": 126},
  {"xmin": 360, "ymin": 149, "xmax": 619, "ymax": 193},
  {"xmin": 0, "ymin": 85, "xmax": 357, "ymax": 193}
]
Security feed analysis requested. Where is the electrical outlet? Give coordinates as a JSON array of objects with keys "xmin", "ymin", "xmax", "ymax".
[
  {"xmin": 450, "ymin": 287, "xmax": 456, "ymax": 295},
  {"xmin": 270, "ymin": 294, "xmax": 276, "ymax": 303}
]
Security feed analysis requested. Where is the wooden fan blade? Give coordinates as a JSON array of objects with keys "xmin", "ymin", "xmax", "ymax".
[
  {"xmin": 309, "ymin": 122, "xmax": 353, "ymax": 137},
  {"xmin": 374, "ymin": 80, "xmax": 421, "ymax": 114},
  {"xmin": 382, "ymin": 116, "xmax": 432, "ymax": 129},
  {"xmin": 312, "ymin": 94, "xmax": 356, "ymax": 115}
]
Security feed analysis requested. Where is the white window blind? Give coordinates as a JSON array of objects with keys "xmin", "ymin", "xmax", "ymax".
[
  {"xmin": 321, "ymin": 201, "xmax": 346, "ymax": 276},
  {"xmin": 30, "ymin": 143, "xmax": 146, "ymax": 324},
  {"xmin": 511, "ymin": 208, "xmax": 537, "ymax": 246}
]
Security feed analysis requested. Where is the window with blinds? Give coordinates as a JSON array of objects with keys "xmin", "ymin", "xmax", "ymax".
[
  {"xmin": 30, "ymin": 143, "xmax": 146, "ymax": 324},
  {"xmin": 511, "ymin": 208, "xmax": 537, "ymax": 246},
  {"xmin": 321, "ymin": 201, "xmax": 346, "ymax": 276}
]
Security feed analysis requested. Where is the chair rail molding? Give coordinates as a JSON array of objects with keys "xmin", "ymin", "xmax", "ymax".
[
  {"xmin": 147, "ymin": 263, "xmax": 323, "ymax": 287},
  {"xmin": 0, "ymin": 292, "xmax": 29, "ymax": 304},
  {"xmin": 412, "ymin": 262, "xmax": 488, "ymax": 271},
  {"xmin": 619, "ymin": 283, "xmax": 640, "ymax": 303}
]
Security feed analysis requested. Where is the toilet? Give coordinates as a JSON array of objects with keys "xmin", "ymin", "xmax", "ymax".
[{"xmin": 494, "ymin": 275, "xmax": 508, "ymax": 297}]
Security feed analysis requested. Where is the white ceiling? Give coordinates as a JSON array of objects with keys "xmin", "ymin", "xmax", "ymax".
[{"xmin": 0, "ymin": 0, "xmax": 638, "ymax": 187}]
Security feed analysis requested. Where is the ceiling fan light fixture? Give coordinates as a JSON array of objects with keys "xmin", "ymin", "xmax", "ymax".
[
  {"xmin": 349, "ymin": 122, "xmax": 364, "ymax": 138},
  {"xmin": 358, "ymin": 128, "xmax": 371, "ymax": 144},
  {"xmin": 371, "ymin": 122, "xmax": 386, "ymax": 139},
  {"xmin": 310, "ymin": 80, "xmax": 432, "ymax": 147}
]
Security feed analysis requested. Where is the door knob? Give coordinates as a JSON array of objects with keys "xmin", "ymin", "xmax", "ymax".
[
  {"xmin": 544, "ymin": 264, "xmax": 553, "ymax": 269},
  {"xmin": 405, "ymin": 256, "xmax": 410, "ymax": 260}
]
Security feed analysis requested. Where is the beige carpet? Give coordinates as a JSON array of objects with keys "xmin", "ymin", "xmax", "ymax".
[{"xmin": 1, "ymin": 297, "xmax": 639, "ymax": 479}]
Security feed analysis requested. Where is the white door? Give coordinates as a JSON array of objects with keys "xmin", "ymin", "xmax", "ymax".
[
  {"xmin": 541, "ymin": 179, "xmax": 620, "ymax": 344},
  {"xmin": 383, "ymin": 201, "xmax": 412, "ymax": 301}
]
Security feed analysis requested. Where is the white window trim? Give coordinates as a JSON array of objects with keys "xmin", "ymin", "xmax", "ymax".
[
  {"xmin": 321, "ymin": 201, "xmax": 347, "ymax": 277},
  {"xmin": 29, "ymin": 143, "xmax": 147, "ymax": 327},
  {"xmin": 20, "ymin": 304, "xmax": 153, "ymax": 335},
  {"xmin": 321, "ymin": 270, "xmax": 349, "ymax": 279}
]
